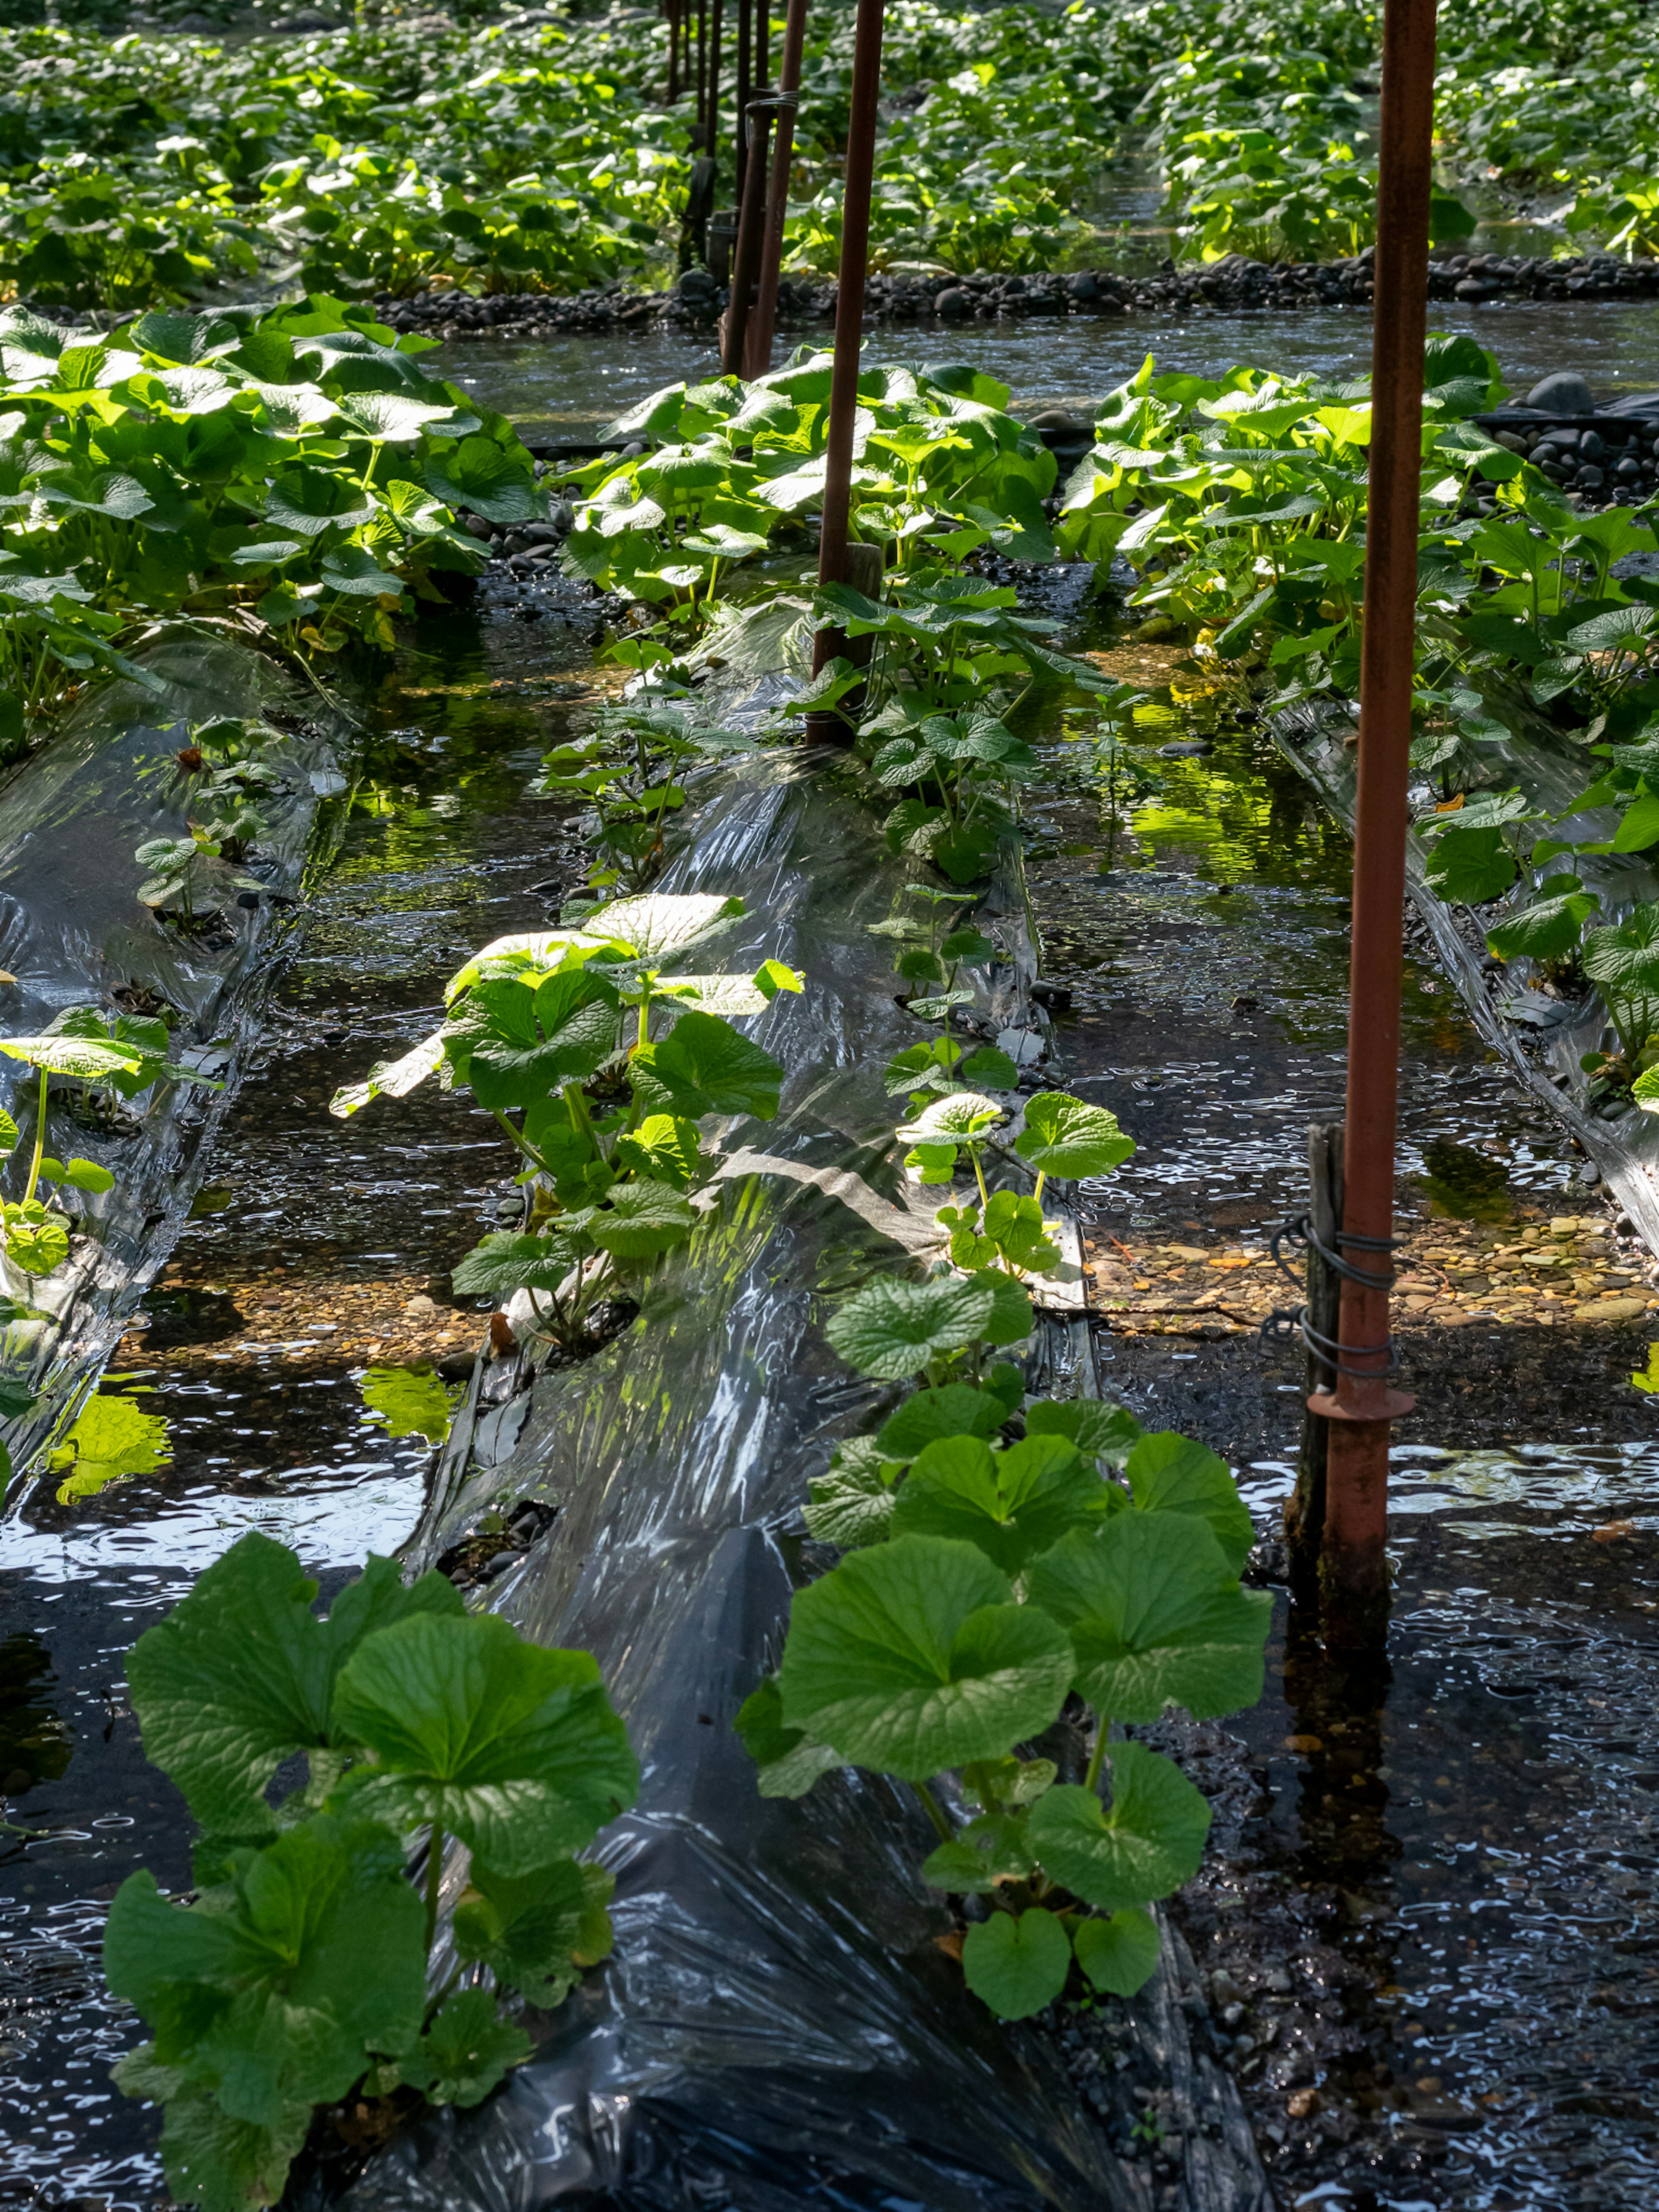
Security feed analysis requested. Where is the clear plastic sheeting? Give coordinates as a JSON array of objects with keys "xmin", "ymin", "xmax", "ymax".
[
  {"xmin": 330, "ymin": 756, "xmax": 1268, "ymax": 2212},
  {"xmin": 0, "ymin": 629, "xmax": 349, "ymax": 1482},
  {"xmin": 1271, "ymin": 698, "xmax": 1659, "ymax": 1254}
]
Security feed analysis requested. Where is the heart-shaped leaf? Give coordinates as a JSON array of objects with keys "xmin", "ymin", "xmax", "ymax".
[
  {"xmin": 1027, "ymin": 1746, "xmax": 1211, "ymax": 1907},
  {"xmin": 126, "ymin": 1534, "xmax": 464, "ymax": 1842},
  {"xmin": 397, "ymin": 1987, "xmax": 531, "ymax": 2108},
  {"xmin": 453, "ymin": 1856, "xmax": 613, "ymax": 2010},
  {"xmin": 105, "ymin": 1812, "xmax": 428, "ymax": 2125},
  {"xmin": 581, "ymin": 1176, "xmax": 696, "ymax": 1259},
  {"xmin": 960, "ymin": 1906, "xmax": 1073, "ymax": 2018},
  {"xmin": 774, "ymin": 1535, "xmax": 1074, "ymax": 1780},
  {"xmin": 891, "ymin": 1431, "xmax": 1113, "ymax": 1574},
  {"xmin": 1124, "ymin": 1432, "xmax": 1255, "ymax": 1571},
  {"xmin": 330, "ymin": 1612, "xmax": 639, "ymax": 1874},
  {"xmin": 1027, "ymin": 1513, "xmax": 1271, "ymax": 1721},
  {"xmin": 805, "ymin": 1437, "xmax": 903, "ymax": 1548},
  {"xmin": 632, "ymin": 1008, "xmax": 783, "ymax": 1120},
  {"xmin": 875, "ymin": 1382, "xmax": 1007, "ymax": 1459},
  {"xmin": 451, "ymin": 1230, "xmax": 583, "ymax": 1301},
  {"xmin": 1024, "ymin": 1398, "xmax": 1142, "ymax": 1468},
  {"xmin": 445, "ymin": 969, "xmax": 619, "ymax": 1108},
  {"xmin": 824, "ymin": 1274, "xmax": 1001, "ymax": 1379},
  {"xmin": 1014, "ymin": 1091, "xmax": 1136, "ymax": 1180},
  {"xmin": 1071, "ymin": 1907, "xmax": 1162, "ymax": 1998}
]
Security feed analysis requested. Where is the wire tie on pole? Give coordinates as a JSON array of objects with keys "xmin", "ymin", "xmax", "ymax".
[
  {"xmin": 1258, "ymin": 1303, "xmax": 1402, "ymax": 1378},
  {"xmin": 1268, "ymin": 1209, "xmax": 1398, "ymax": 1294}
]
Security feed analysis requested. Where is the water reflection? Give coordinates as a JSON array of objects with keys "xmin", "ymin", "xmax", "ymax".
[{"xmin": 48, "ymin": 1386, "xmax": 172, "ymax": 1506}]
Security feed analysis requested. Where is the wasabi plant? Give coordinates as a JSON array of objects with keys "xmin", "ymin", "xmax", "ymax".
[
  {"xmin": 0, "ymin": 1011, "xmax": 216, "ymax": 1280},
  {"xmin": 331, "ymin": 891, "xmax": 799, "ymax": 1348},
  {"xmin": 105, "ymin": 1532, "xmax": 637, "ymax": 2212},
  {"xmin": 741, "ymin": 1272, "xmax": 1269, "ymax": 2018}
]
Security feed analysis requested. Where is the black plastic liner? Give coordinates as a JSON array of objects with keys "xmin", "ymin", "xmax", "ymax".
[
  {"xmin": 328, "ymin": 752, "xmax": 1270, "ymax": 2212},
  {"xmin": 1270, "ymin": 696, "xmax": 1659, "ymax": 1250},
  {"xmin": 0, "ymin": 628, "xmax": 350, "ymax": 1484}
]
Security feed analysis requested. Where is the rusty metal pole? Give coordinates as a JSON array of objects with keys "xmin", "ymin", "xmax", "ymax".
[
  {"xmin": 1306, "ymin": 0, "xmax": 1436, "ymax": 1648},
  {"xmin": 722, "ymin": 97, "xmax": 775, "ymax": 373},
  {"xmin": 803, "ymin": 0, "xmax": 884, "ymax": 745},
  {"xmin": 744, "ymin": 0, "xmax": 807, "ymax": 378}
]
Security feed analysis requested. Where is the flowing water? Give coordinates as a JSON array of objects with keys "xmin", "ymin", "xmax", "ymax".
[
  {"xmin": 4, "ymin": 315, "xmax": 1659, "ymax": 2211},
  {"xmin": 434, "ymin": 298, "xmax": 1659, "ymax": 449}
]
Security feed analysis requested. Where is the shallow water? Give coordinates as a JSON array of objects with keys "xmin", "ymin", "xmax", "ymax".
[
  {"xmin": 433, "ymin": 298, "xmax": 1659, "ymax": 444},
  {"xmin": 3, "ymin": 330, "xmax": 1659, "ymax": 2209}
]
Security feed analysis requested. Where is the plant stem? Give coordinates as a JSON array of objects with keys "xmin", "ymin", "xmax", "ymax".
[
  {"xmin": 23, "ymin": 1063, "xmax": 47, "ymax": 1206},
  {"xmin": 423, "ymin": 1821, "xmax": 445, "ymax": 1955},
  {"xmin": 916, "ymin": 1780, "xmax": 955, "ymax": 1843},
  {"xmin": 1084, "ymin": 1718, "xmax": 1111, "ymax": 1796}
]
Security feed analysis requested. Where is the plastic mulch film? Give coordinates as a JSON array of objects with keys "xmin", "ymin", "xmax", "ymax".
[
  {"xmin": 0, "ymin": 628, "xmax": 350, "ymax": 1485},
  {"xmin": 331, "ymin": 751, "xmax": 1271, "ymax": 2212},
  {"xmin": 1269, "ymin": 696, "xmax": 1659, "ymax": 1254}
]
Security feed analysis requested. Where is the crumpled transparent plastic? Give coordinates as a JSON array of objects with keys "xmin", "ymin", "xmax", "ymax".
[{"xmin": 0, "ymin": 629, "xmax": 346, "ymax": 1481}]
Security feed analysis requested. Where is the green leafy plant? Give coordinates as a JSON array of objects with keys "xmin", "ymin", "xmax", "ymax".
[
  {"xmin": 104, "ymin": 1531, "xmax": 637, "ymax": 2212},
  {"xmin": 330, "ymin": 892, "xmax": 799, "ymax": 1348},
  {"xmin": 539, "ymin": 701, "xmax": 754, "ymax": 900},
  {"xmin": 742, "ymin": 1269, "xmax": 1267, "ymax": 2019}
]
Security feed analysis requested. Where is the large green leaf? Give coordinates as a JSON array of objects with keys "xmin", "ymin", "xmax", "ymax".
[
  {"xmin": 1071, "ymin": 1907, "xmax": 1162, "ymax": 1998},
  {"xmin": 445, "ymin": 969, "xmax": 618, "ymax": 1109},
  {"xmin": 126, "ymin": 1533, "xmax": 463, "ymax": 1841},
  {"xmin": 824, "ymin": 1274, "xmax": 1001, "ymax": 1380},
  {"xmin": 263, "ymin": 465, "xmax": 376, "ymax": 537},
  {"xmin": 774, "ymin": 1535, "xmax": 1073, "ymax": 1780},
  {"xmin": 580, "ymin": 1176, "xmax": 697, "ymax": 1259},
  {"xmin": 397, "ymin": 1987, "xmax": 531, "ymax": 2108},
  {"xmin": 330, "ymin": 1612, "xmax": 639, "ymax": 1874},
  {"xmin": 631, "ymin": 1008, "xmax": 783, "ymax": 1119},
  {"xmin": 419, "ymin": 433, "xmax": 542, "ymax": 523},
  {"xmin": 961, "ymin": 1906, "xmax": 1072, "ymax": 2019},
  {"xmin": 875, "ymin": 1382, "xmax": 1007, "ymax": 1459},
  {"xmin": 451, "ymin": 1230, "xmax": 582, "ymax": 1301},
  {"xmin": 104, "ymin": 1814, "xmax": 428, "ymax": 2126},
  {"xmin": 148, "ymin": 2082, "xmax": 310, "ymax": 2212},
  {"xmin": 1485, "ymin": 877, "xmax": 1600, "ymax": 963},
  {"xmin": 891, "ymin": 1432, "xmax": 1112, "ymax": 1574},
  {"xmin": 453, "ymin": 1856, "xmax": 613, "ymax": 2009},
  {"xmin": 1026, "ymin": 1746, "xmax": 1211, "ymax": 1907},
  {"xmin": 1124, "ymin": 1432, "xmax": 1255, "ymax": 1571},
  {"xmin": 1026, "ymin": 1514, "xmax": 1271, "ymax": 1721},
  {"xmin": 1014, "ymin": 1091, "xmax": 1135, "ymax": 1180},
  {"xmin": 0, "ymin": 1033, "xmax": 144, "ymax": 1080},
  {"xmin": 1024, "ymin": 1398, "xmax": 1142, "ymax": 1468},
  {"xmin": 804, "ymin": 1437, "xmax": 903, "ymax": 1548}
]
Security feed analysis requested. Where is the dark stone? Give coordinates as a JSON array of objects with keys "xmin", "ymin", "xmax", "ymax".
[
  {"xmin": 677, "ymin": 267, "xmax": 718, "ymax": 299},
  {"xmin": 1454, "ymin": 278, "xmax": 1503, "ymax": 301},
  {"xmin": 1066, "ymin": 271, "xmax": 1099, "ymax": 300},
  {"xmin": 1580, "ymin": 429, "xmax": 1607, "ymax": 462},
  {"xmin": 935, "ymin": 287, "xmax": 969, "ymax": 318},
  {"xmin": 1576, "ymin": 464, "xmax": 1606, "ymax": 489},
  {"xmin": 1525, "ymin": 370, "xmax": 1595, "ymax": 415}
]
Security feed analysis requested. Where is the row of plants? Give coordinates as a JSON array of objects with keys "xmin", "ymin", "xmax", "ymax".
[
  {"xmin": 83, "ymin": 342, "xmax": 1272, "ymax": 2202},
  {"xmin": 10, "ymin": 0, "xmax": 1659, "ymax": 305},
  {"xmin": 0, "ymin": 290, "xmax": 542, "ymax": 732},
  {"xmin": 1034, "ymin": 330, "xmax": 1659, "ymax": 1106}
]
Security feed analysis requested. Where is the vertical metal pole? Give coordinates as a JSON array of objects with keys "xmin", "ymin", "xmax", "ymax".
[
  {"xmin": 736, "ymin": 0, "xmax": 752, "ymax": 198},
  {"xmin": 668, "ymin": 0, "xmax": 680, "ymax": 107},
  {"xmin": 1306, "ymin": 0, "xmax": 1435, "ymax": 1648},
  {"xmin": 803, "ymin": 0, "xmax": 884, "ymax": 745},
  {"xmin": 745, "ymin": 0, "xmax": 807, "ymax": 378},
  {"xmin": 722, "ymin": 99, "xmax": 774, "ymax": 374}
]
